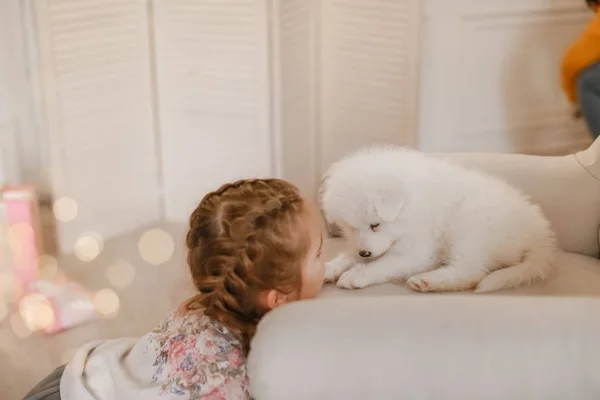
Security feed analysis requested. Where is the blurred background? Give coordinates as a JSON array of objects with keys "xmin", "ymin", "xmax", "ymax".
[{"xmin": 0, "ymin": 0, "xmax": 594, "ymax": 398}]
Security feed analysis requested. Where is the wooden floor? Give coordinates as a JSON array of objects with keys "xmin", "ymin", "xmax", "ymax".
[{"xmin": 0, "ymin": 223, "xmax": 196, "ymax": 400}]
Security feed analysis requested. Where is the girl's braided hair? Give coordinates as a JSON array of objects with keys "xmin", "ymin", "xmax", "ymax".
[
  {"xmin": 185, "ymin": 179, "xmax": 309, "ymax": 351},
  {"xmin": 588, "ymin": 0, "xmax": 599, "ymax": 8}
]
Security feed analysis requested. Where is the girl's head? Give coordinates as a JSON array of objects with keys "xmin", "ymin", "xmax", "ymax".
[{"xmin": 185, "ymin": 179, "xmax": 324, "ymax": 348}]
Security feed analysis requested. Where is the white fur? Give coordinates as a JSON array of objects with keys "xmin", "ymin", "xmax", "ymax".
[{"xmin": 320, "ymin": 146, "xmax": 557, "ymax": 293}]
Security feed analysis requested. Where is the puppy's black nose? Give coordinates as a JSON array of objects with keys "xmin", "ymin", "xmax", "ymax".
[{"xmin": 358, "ymin": 250, "xmax": 372, "ymax": 258}]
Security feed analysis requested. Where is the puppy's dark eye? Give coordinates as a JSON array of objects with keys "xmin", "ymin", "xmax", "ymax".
[{"xmin": 370, "ymin": 223, "xmax": 380, "ymax": 231}]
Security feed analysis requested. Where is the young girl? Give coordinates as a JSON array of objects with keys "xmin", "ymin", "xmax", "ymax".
[
  {"xmin": 24, "ymin": 179, "xmax": 325, "ymax": 400},
  {"xmin": 561, "ymin": 0, "xmax": 600, "ymax": 138}
]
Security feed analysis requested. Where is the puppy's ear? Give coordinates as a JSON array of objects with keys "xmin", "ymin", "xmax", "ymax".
[{"xmin": 373, "ymin": 191, "xmax": 403, "ymax": 222}]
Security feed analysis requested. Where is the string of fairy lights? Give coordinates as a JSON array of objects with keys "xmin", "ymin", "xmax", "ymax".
[{"xmin": 0, "ymin": 195, "xmax": 177, "ymax": 344}]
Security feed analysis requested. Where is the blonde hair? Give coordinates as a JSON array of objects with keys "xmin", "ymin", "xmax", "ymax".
[{"xmin": 185, "ymin": 179, "xmax": 309, "ymax": 350}]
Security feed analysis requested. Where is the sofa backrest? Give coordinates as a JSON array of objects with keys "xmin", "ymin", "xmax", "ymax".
[{"xmin": 438, "ymin": 139, "xmax": 600, "ymax": 257}]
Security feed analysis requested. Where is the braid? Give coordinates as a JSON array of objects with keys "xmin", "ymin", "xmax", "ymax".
[{"xmin": 185, "ymin": 179, "xmax": 308, "ymax": 352}]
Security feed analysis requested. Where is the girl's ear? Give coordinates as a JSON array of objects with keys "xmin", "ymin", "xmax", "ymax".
[{"xmin": 259, "ymin": 289, "xmax": 288, "ymax": 310}]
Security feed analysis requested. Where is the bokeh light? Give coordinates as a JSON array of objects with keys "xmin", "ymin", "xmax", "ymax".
[
  {"xmin": 37, "ymin": 254, "xmax": 59, "ymax": 279},
  {"xmin": 53, "ymin": 197, "xmax": 79, "ymax": 222},
  {"xmin": 93, "ymin": 289, "xmax": 120, "ymax": 318},
  {"xmin": 8, "ymin": 223, "xmax": 34, "ymax": 246},
  {"xmin": 8, "ymin": 223, "xmax": 34, "ymax": 261},
  {"xmin": 10, "ymin": 313, "xmax": 32, "ymax": 338},
  {"xmin": 19, "ymin": 293, "xmax": 55, "ymax": 331},
  {"xmin": 33, "ymin": 280, "xmax": 62, "ymax": 297},
  {"xmin": 138, "ymin": 228, "xmax": 175, "ymax": 265},
  {"xmin": 106, "ymin": 260, "xmax": 136, "ymax": 289},
  {"xmin": 74, "ymin": 232, "xmax": 104, "ymax": 262}
]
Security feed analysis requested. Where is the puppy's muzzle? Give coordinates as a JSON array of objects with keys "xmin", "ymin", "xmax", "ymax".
[{"xmin": 358, "ymin": 250, "xmax": 372, "ymax": 258}]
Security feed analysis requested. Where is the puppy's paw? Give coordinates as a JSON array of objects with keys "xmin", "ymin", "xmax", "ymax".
[
  {"xmin": 337, "ymin": 265, "xmax": 370, "ymax": 289},
  {"xmin": 406, "ymin": 276, "xmax": 431, "ymax": 293},
  {"xmin": 408, "ymin": 268, "xmax": 483, "ymax": 293},
  {"xmin": 324, "ymin": 261, "xmax": 342, "ymax": 283},
  {"xmin": 324, "ymin": 255, "xmax": 354, "ymax": 283}
]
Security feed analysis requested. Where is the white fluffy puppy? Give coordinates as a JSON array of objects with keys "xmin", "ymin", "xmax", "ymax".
[{"xmin": 320, "ymin": 146, "xmax": 557, "ymax": 293}]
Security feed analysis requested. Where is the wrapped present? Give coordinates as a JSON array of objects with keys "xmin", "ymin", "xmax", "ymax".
[
  {"xmin": 1, "ymin": 185, "xmax": 97, "ymax": 334},
  {"xmin": 20, "ymin": 275, "xmax": 97, "ymax": 334},
  {"xmin": 2, "ymin": 185, "xmax": 43, "ymax": 289}
]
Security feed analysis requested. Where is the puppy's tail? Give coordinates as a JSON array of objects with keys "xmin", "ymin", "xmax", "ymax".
[{"xmin": 475, "ymin": 242, "xmax": 555, "ymax": 293}]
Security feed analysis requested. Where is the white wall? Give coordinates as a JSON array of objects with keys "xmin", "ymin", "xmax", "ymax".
[{"xmin": 418, "ymin": 0, "xmax": 593, "ymax": 154}]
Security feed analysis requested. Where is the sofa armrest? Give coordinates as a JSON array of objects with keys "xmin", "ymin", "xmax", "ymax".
[
  {"xmin": 249, "ymin": 296, "xmax": 600, "ymax": 399},
  {"xmin": 436, "ymin": 142, "xmax": 600, "ymax": 257}
]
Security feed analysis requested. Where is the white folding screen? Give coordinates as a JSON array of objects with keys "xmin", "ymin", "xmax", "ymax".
[
  {"xmin": 319, "ymin": 0, "xmax": 421, "ymax": 171},
  {"xmin": 272, "ymin": 0, "xmax": 320, "ymax": 197},
  {"xmin": 152, "ymin": 0, "xmax": 273, "ymax": 222},
  {"xmin": 0, "ymin": 1, "xmax": 44, "ymax": 189},
  {"xmin": 34, "ymin": 0, "xmax": 162, "ymax": 252},
  {"xmin": 31, "ymin": 0, "xmax": 425, "ymax": 251}
]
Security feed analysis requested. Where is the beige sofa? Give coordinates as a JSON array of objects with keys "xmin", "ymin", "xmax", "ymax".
[{"xmin": 248, "ymin": 140, "xmax": 600, "ymax": 399}]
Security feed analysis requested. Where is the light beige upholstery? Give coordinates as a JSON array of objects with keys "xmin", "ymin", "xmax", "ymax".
[
  {"xmin": 248, "ymin": 140, "xmax": 600, "ymax": 400},
  {"xmin": 250, "ymin": 296, "xmax": 600, "ymax": 399},
  {"xmin": 437, "ymin": 141, "xmax": 600, "ymax": 257}
]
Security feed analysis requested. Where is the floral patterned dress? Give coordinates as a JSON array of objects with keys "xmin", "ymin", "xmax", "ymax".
[
  {"xmin": 145, "ymin": 307, "xmax": 250, "ymax": 399},
  {"xmin": 59, "ymin": 306, "xmax": 250, "ymax": 400}
]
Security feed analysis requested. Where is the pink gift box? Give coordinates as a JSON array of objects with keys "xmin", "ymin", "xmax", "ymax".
[
  {"xmin": 2, "ymin": 186, "xmax": 97, "ymax": 334},
  {"xmin": 2, "ymin": 185, "xmax": 44, "ymax": 288},
  {"xmin": 23, "ymin": 276, "xmax": 97, "ymax": 334}
]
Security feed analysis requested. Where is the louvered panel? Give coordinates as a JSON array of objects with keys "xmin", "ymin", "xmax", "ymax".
[
  {"xmin": 275, "ymin": 0, "xmax": 318, "ymax": 196},
  {"xmin": 153, "ymin": 0, "xmax": 272, "ymax": 222},
  {"xmin": 320, "ymin": 0, "xmax": 420, "ymax": 171},
  {"xmin": 35, "ymin": 0, "xmax": 161, "ymax": 253}
]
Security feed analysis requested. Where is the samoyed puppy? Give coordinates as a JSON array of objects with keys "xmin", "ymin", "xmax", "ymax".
[{"xmin": 320, "ymin": 146, "xmax": 557, "ymax": 293}]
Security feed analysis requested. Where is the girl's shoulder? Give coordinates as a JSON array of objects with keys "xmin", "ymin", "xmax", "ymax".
[
  {"xmin": 151, "ymin": 304, "xmax": 240, "ymax": 345},
  {"xmin": 144, "ymin": 304, "xmax": 249, "ymax": 398}
]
